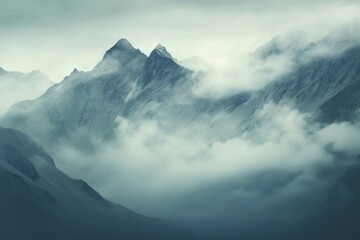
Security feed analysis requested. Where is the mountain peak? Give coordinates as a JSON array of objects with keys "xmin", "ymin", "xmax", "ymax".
[
  {"xmin": 68, "ymin": 68, "xmax": 82, "ymax": 77},
  {"xmin": 145, "ymin": 44, "xmax": 176, "ymax": 70},
  {"xmin": 114, "ymin": 38, "xmax": 134, "ymax": 50},
  {"xmin": 103, "ymin": 38, "xmax": 138, "ymax": 59},
  {"xmin": 72, "ymin": 68, "xmax": 80, "ymax": 74},
  {"xmin": 155, "ymin": 44, "xmax": 166, "ymax": 50},
  {"xmin": 95, "ymin": 38, "xmax": 147, "ymax": 74},
  {"xmin": 152, "ymin": 44, "xmax": 173, "ymax": 59}
]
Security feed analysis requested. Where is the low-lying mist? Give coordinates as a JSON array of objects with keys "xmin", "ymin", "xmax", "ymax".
[
  {"xmin": 42, "ymin": 28, "xmax": 360, "ymax": 227},
  {"xmin": 53, "ymin": 102, "xmax": 360, "ymax": 223},
  {"xmin": 0, "ymin": 70, "xmax": 53, "ymax": 117},
  {"xmin": 1, "ymin": 23, "xmax": 360, "ymax": 238}
]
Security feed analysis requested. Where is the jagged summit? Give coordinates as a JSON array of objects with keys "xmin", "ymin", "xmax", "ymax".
[
  {"xmin": 66, "ymin": 68, "xmax": 82, "ymax": 78},
  {"xmin": 144, "ymin": 44, "xmax": 178, "ymax": 71},
  {"xmin": 152, "ymin": 44, "xmax": 173, "ymax": 59},
  {"xmin": 102, "ymin": 38, "xmax": 142, "ymax": 60},
  {"xmin": 71, "ymin": 68, "xmax": 80, "ymax": 74},
  {"xmin": 114, "ymin": 38, "xmax": 134, "ymax": 50},
  {"xmin": 95, "ymin": 39, "xmax": 147, "ymax": 73}
]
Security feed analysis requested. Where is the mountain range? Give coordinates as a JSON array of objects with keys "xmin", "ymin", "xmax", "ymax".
[
  {"xmin": 1, "ymin": 33, "xmax": 360, "ymax": 239},
  {"xmin": 2, "ymin": 36, "xmax": 360, "ymax": 150}
]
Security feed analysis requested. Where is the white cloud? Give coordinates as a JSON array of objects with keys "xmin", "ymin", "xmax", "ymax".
[
  {"xmin": 1, "ymin": 0, "xmax": 360, "ymax": 231},
  {"xmin": 0, "ymin": 70, "xmax": 53, "ymax": 117},
  {"xmin": 318, "ymin": 122, "xmax": 360, "ymax": 155},
  {"xmin": 53, "ymin": 103, "xmax": 360, "ymax": 219},
  {"xmin": 191, "ymin": 23, "xmax": 360, "ymax": 98}
]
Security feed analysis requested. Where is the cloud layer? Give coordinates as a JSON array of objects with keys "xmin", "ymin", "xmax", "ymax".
[
  {"xmin": 1, "ymin": 1, "xmax": 360, "ymax": 237},
  {"xmin": 53, "ymin": 103, "xmax": 360, "ymax": 222},
  {"xmin": 0, "ymin": 69, "xmax": 53, "ymax": 117},
  {"xmin": 191, "ymin": 23, "xmax": 360, "ymax": 97}
]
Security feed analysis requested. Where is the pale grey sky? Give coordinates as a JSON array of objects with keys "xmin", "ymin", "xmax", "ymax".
[{"xmin": 0, "ymin": 0, "xmax": 359, "ymax": 81}]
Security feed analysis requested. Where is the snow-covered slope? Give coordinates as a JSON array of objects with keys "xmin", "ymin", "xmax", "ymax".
[{"xmin": 0, "ymin": 127, "xmax": 192, "ymax": 240}]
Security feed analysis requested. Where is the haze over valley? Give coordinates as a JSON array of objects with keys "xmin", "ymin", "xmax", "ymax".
[{"xmin": 1, "ymin": 1, "xmax": 360, "ymax": 239}]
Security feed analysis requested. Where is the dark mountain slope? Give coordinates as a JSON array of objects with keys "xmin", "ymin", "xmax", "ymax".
[
  {"xmin": 318, "ymin": 75, "xmax": 360, "ymax": 123},
  {"xmin": 250, "ymin": 45, "xmax": 360, "ymax": 113},
  {"xmin": 0, "ymin": 127, "xmax": 193, "ymax": 240}
]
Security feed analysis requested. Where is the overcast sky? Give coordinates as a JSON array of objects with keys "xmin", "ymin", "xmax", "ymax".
[{"xmin": 0, "ymin": 0, "xmax": 359, "ymax": 81}]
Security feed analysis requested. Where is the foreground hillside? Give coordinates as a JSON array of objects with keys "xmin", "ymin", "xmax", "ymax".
[{"xmin": 0, "ymin": 127, "xmax": 192, "ymax": 240}]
